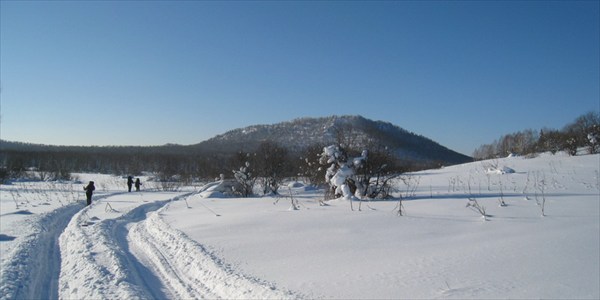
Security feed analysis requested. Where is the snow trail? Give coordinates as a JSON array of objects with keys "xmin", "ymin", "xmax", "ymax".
[
  {"xmin": 127, "ymin": 199, "xmax": 299, "ymax": 299},
  {"xmin": 58, "ymin": 191, "xmax": 300, "ymax": 299},
  {"xmin": 0, "ymin": 203, "xmax": 81, "ymax": 300},
  {"xmin": 58, "ymin": 193, "xmax": 189, "ymax": 299}
]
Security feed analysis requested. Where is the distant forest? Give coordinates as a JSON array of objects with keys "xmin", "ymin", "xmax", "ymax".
[
  {"xmin": 472, "ymin": 111, "xmax": 600, "ymax": 160},
  {"xmin": 0, "ymin": 139, "xmax": 414, "ymax": 184},
  {"xmin": 2, "ymin": 112, "xmax": 597, "ymax": 183},
  {"xmin": 0, "ymin": 142, "xmax": 234, "ymax": 183}
]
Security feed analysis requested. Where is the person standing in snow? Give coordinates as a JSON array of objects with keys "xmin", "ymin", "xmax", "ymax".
[
  {"xmin": 135, "ymin": 178, "xmax": 142, "ymax": 192},
  {"xmin": 127, "ymin": 176, "xmax": 134, "ymax": 192},
  {"xmin": 84, "ymin": 181, "xmax": 95, "ymax": 206}
]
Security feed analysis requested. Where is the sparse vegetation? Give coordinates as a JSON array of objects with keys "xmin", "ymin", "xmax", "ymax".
[
  {"xmin": 466, "ymin": 198, "xmax": 488, "ymax": 221},
  {"xmin": 473, "ymin": 111, "xmax": 600, "ymax": 159}
]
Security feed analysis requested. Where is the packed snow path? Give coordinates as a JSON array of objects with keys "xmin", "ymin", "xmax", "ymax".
[
  {"xmin": 0, "ymin": 191, "xmax": 128, "ymax": 300},
  {"xmin": 0, "ymin": 203, "xmax": 80, "ymax": 300},
  {"xmin": 58, "ymin": 192, "xmax": 297, "ymax": 299}
]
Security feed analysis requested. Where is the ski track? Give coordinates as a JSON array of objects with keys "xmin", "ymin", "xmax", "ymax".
[
  {"xmin": 58, "ymin": 192, "xmax": 300, "ymax": 299},
  {"xmin": 128, "ymin": 201, "xmax": 299, "ymax": 299},
  {"xmin": 0, "ymin": 203, "xmax": 81, "ymax": 300}
]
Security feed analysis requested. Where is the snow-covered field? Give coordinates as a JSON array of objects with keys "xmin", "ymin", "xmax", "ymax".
[{"xmin": 1, "ymin": 151, "xmax": 598, "ymax": 299}]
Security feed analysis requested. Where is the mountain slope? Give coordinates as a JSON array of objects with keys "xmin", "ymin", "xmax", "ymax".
[{"xmin": 193, "ymin": 115, "xmax": 471, "ymax": 165}]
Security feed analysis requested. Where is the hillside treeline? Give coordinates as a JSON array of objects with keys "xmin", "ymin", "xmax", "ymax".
[
  {"xmin": 0, "ymin": 146, "xmax": 226, "ymax": 182},
  {"xmin": 473, "ymin": 111, "xmax": 600, "ymax": 160},
  {"xmin": 0, "ymin": 140, "xmax": 425, "ymax": 184}
]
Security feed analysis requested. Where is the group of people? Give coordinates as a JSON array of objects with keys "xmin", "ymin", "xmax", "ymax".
[
  {"xmin": 127, "ymin": 176, "xmax": 142, "ymax": 192},
  {"xmin": 82, "ymin": 176, "xmax": 143, "ymax": 206}
]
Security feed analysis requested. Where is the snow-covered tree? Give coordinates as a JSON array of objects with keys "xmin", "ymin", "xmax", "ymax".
[
  {"xmin": 233, "ymin": 160, "xmax": 255, "ymax": 197},
  {"xmin": 319, "ymin": 145, "xmax": 356, "ymax": 200},
  {"xmin": 318, "ymin": 144, "xmax": 395, "ymax": 204},
  {"xmin": 318, "ymin": 144, "xmax": 393, "ymax": 211}
]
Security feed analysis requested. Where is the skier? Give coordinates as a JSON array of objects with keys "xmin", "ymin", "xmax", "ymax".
[
  {"xmin": 135, "ymin": 178, "xmax": 142, "ymax": 192},
  {"xmin": 127, "ymin": 176, "xmax": 134, "ymax": 192},
  {"xmin": 83, "ymin": 181, "xmax": 95, "ymax": 206}
]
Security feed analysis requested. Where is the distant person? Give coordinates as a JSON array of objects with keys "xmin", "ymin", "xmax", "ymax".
[
  {"xmin": 83, "ymin": 181, "xmax": 95, "ymax": 206},
  {"xmin": 135, "ymin": 178, "xmax": 142, "ymax": 192},
  {"xmin": 127, "ymin": 176, "xmax": 134, "ymax": 192}
]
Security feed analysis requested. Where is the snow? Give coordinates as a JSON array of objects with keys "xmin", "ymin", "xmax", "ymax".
[
  {"xmin": 1, "ymin": 152, "xmax": 599, "ymax": 299},
  {"xmin": 486, "ymin": 166, "xmax": 516, "ymax": 174}
]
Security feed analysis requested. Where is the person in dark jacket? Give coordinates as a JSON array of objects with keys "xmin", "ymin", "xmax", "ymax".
[
  {"xmin": 127, "ymin": 176, "xmax": 134, "ymax": 192},
  {"xmin": 134, "ymin": 178, "xmax": 142, "ymax": 192},
  {"xmin": 84, "ymin": 181, "xmax": 95, "ymax": 206}
]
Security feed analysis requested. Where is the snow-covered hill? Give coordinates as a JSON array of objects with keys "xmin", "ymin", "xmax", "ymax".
[{"xmin": 1, "ymin": 151, "xmax": 598, "ymax": 299}]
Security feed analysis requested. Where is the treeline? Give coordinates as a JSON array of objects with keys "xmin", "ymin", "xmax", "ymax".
[
  {"xmin": 0, "ymin": 147, "xmax": 228, "ymax": 182},
  {"xmin": 0, "ymin": 139, "xmax": 426, "ymax": 184},
  {"xmin": 473, "ymin": 111, "xmax": 600, "ymax": 160}
]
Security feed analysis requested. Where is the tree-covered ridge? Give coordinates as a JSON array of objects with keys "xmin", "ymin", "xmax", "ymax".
[{"xmin": 1, "ymin": 115, "xmax": 470, "ymax": 182}]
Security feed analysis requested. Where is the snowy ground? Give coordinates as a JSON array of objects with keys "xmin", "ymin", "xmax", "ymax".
[{"xmin": 1, "ymin": 151, "xmax": 598, "ymax": 299}]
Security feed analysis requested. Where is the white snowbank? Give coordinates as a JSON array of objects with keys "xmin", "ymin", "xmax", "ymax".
[{"xmin": 163, "ymin": 153, "xmax": 600, "ymax": 299}]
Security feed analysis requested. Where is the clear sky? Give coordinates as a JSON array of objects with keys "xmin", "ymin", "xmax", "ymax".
[{"xmin": 1, "ymin": 1, "xmax": 599, "ymax": 156}]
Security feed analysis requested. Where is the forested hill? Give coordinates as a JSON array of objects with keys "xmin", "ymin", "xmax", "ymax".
[
  {"xmin": 192, "ymin": 115, "xmax": 471, "ymax": 165},
  {"xmin": 1, "ymin": 115, "xmax": 471, "ymax": 178}
]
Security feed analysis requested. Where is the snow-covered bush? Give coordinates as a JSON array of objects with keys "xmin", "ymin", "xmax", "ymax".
[
  {"xmin": 565, "ymin": 137, "xmax": 578, "ymax": 156},
  {"xmin": 233, "ymin": 161, "xmax": 255, "ymax": 197},
  {"xmin": 318, "ymin": 145, "xmax": 393, "ymax": 209},
  {"xmin": 319, "ymin": 145, "xmax": 360, "ymax": 200},
  {"xmin": 198, "ymin": 179, "xmax": 243, "ymax": 198}
]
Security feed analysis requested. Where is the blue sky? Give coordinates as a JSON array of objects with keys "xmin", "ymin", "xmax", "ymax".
[{"xmin": 1, "ymin": 1, "xmax": 598, "ymax": 156}]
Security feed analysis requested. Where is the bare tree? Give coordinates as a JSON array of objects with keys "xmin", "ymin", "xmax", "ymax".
[
  {"xmin": 254, "ymin": 140, "xmax": 290, "ymax": 195},
  {"xmin": 564, "ymin": 111, "xmax": 600, "ymax": 152},
  {"xmin": 298, "ymin": 143, "xmax": 327, "ymax": 187},
  {"xmin": 355, "ymin": 145, "xmax": 397, "ymax": 200},
  {"xmin": 332, "ymin": 122, "xmax": 359, "ymax": 150}
]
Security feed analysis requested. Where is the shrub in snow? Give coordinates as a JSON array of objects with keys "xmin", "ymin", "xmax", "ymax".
[
  {"xmin": 318, "ymin": 145, "xmax": 393, "ymax": 210},
  {"xmin": 533, "ymin": 171, "xmax": 547, "ymax": 217},
  {"xmin": 497, "ymin": 179, "xmax": 507, "ymax": 207},
  {"xmin": 273, "ymin": 187, "xmax": 300, "ymax": 211},
  {"xmin": 319, "ymin": 145, "xmax": 356, "ymax": 200},
  {"xmin": 254, "ymin": 140, "xmax": 289, "ymax": 195},
  {"xmin": 354, "ymin": 146, "xmax": 397, "ymax": 200},
  {"xmin": 587, "ymin": 124, "xmax": 600, "ymax": 154},
  {"xmin": 565, "ymin": 137, "xmax": 578, "ymax": 156},
  {"xmin": 466, "ymin": 198, "xmax": 488, "ymax": 221},
  {"xmin": 233, "ymin": 161, "xmax": 255, "ymax": 197}
]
